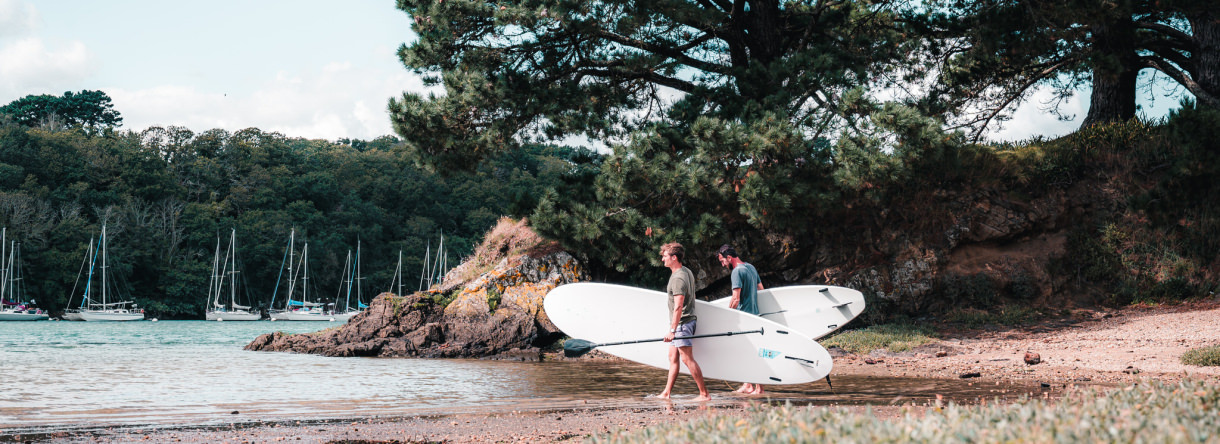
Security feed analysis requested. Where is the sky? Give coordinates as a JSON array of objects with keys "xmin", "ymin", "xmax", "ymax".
[{"xmin": 0, "ymin": 0, "xmax": 1193, "ymax": 143}]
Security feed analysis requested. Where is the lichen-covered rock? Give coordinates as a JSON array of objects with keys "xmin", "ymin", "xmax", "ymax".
[{"xmin": 246, "ymin": 221, "xmax": 589, "ymax": 358}]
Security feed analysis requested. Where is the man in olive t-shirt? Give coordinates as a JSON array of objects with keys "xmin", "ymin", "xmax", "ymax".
[{"xmin": 657, "ymin": 242, "xmax": 710, "ymax": 401}]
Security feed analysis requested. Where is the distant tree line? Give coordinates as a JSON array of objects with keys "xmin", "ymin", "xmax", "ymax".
[{"xmin": 0, "ymin": 91, "xmax": 577, "ymax": 318}]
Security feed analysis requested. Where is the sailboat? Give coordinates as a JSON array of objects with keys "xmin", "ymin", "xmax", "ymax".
[
  {"xmin": 269, "ymin": 229, "xmax": 335, "ymax": 321},
  {"xmin": 63, "ymin": 225, "xmax": 144, "ymax": 321},
  {"xmin": 387, "ymin": 249, "xmax": 406, "ymax": 296},
  {"xmin": 0, "ymin": 228, "xmax": 49, "ymax": 321},
  {"xmin": 332, "ymin": 240, "xmax": 367, "ymax": 322},
  {"xmin": 205, "ymin": 229, "xmax": 261, "ymax": 321}
]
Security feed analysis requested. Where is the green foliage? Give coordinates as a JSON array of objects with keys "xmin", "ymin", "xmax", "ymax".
[
  {"xmin": 487, "ymin": 288, "xmax": 501, "ymax": 312},
  {"xmin": 821, "ymin": 323, "xmax": 937, "ymax": 354},
  {"xmin": 594, "ymin": 380, "xmax": 1220, "ymax": 443},
  {"xmin": 0, "ymin": 124, "xmax": 569, "ymax": 319},
  {"xmin": 1180, "ymin": 346, "xmax": 1220, "ymax": 367},
  {"xmin": 0, "ymin": 90, "xmax": 122, "ymax": 131},
  {"xmin": 938, "ymin": 273, "xmax": 997, "ymax": 309},
  {"xmin": 943, "ymin": 306, "xmax": 1040, "ymax": 328},
  {"xmin": 391, "ymin": 0, "xmax": 917, "ymax": 171},
  {"xmin": 428, "ymin": 290, "xmax": 460, "ymax": 308}
]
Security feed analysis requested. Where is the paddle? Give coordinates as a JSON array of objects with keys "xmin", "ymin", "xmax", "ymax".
[{"xmin": 563, "ymin": 328, "xmax": 765, "ymax": 358}]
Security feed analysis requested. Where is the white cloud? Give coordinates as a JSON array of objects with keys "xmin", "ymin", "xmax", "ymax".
[
  {"xmin": 985, "ymin": 86, "xmax": 1086, "ymax": 142},
  {"xmin": 0, "ymin": 0, "xmax": 37, "ymax": 37},
  {"xmin": 111, "ymin": 62, "xmax": 431, "ymax": 141},
  {"xmin": 0, "ymin": 37, "xmax": 94, "ymax": 99}
]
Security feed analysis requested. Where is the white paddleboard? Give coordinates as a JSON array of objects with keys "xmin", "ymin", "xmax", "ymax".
[
  {"xmin": 711, "ymin": 285, "xmax": 866, "ymax": 339},
  {"xmin": 545, "ymin": 283, "xmax": 832, "ymax": 385}
]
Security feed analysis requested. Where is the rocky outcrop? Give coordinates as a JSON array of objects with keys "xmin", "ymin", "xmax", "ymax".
[{"xmin": 246, "ymin": 219, "xmax": 588, "ymax": 358}]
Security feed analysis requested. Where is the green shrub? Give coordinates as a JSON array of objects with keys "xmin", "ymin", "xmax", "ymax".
[
  {"xmin": 821, "ymin": 323, "xmax": 936, "ymax": 354},
  {"xmin": 944, "ymin": 306, "xmax": 1039, "ymax": 327},
  {"xmin": 1181, "ymin": 345, "xmax": 1220, "ymax": 367},
  {"xmin": 594, "ymin": 380, "xmax": 1220, "ymax": 443},
  {"xmin": 487, "ymin": 288, "xmax": 501, "ymax": 311}
]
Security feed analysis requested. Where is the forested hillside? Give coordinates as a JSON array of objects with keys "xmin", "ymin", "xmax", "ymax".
[{"xmin": 0, "ymin": 118, "xmax": 579, "ymax": 318}]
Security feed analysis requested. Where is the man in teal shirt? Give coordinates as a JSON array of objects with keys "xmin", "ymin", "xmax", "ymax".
[{"xmin": 717, "ymin": 244, "xmax": 765, "ymax": 394}]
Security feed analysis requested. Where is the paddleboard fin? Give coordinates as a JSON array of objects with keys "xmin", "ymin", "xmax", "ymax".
[
  {"xmin": 831, "ymin": 301, "xmax": 852, "ymax": 309},
  {"xmin": 784, "ymin": 355, "xmax": 820, "ymax": 368}
]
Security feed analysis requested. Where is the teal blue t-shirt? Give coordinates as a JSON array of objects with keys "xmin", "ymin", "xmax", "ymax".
[{"xmin": 731, "ymin": 263, "xmax": 761, "ymax": 315}]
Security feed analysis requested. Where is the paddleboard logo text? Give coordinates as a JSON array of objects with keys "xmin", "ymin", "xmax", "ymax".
[{"xmin": 758, "ymin": 348, "xmax": 781, "ymax": 359}]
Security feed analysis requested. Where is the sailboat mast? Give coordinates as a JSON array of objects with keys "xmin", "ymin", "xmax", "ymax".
[
  {"xmin": 101, "ymin": 225, "xmax": 108, "ymax": 308},
  {"xmin": 210, "ymin": 235, "xmax": 221, "ymax": 309},
  {"xmin": 419, "ymin": 242, "xmax": 431, "ymax": 291},
  {"xmin": 1, "ymin": 227, "xmax": 8, "ymax": 300},
  {"xmin": 286, "ymin": 229, "xmax": 296, "ymax": 308},
  {"xmin": 302, "ymin": 243, "xmax": 309, "ymax": 308},
  {"xmin": 343, "ymin": 249, "xmax": 353, "ymax": 311},
  {"xmin": 229, "ymin": 229, "xmax": 238, "ymax": 309},
  {"xmin": 82, "ymin": 237, "xmax": 96, "ymax": 308},
  {"xmin": 355, "ymin": 239, "xmax": 363, "ymax": 308}
]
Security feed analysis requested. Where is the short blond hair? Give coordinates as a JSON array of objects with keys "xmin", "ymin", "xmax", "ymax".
[{"xmin": 661, "ymin": 242, "xmax": 684, "ymax": 262}]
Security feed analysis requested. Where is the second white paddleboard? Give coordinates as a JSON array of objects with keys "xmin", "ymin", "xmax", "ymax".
[
  {"xmin": 545, "ymin": 283, "xmax": 832, "ymax": 385},
  {"xmin": 711, "ymin": 285, "xmax": 866, "ymax": 339}
]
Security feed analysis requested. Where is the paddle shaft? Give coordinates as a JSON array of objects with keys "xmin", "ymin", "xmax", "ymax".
[{"xmin": 592, "ymin": 328, "xmax": 764, "ymax": 348}]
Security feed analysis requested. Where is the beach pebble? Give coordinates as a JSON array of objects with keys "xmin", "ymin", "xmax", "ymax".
[{"xmin": 1024, "ymin": 352, "xmax": 1041, "ymax": 365}]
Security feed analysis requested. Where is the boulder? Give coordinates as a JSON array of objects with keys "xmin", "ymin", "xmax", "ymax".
[{"xmin": 246, "ymin": 245, "xmax": 588, "ymax": 358}]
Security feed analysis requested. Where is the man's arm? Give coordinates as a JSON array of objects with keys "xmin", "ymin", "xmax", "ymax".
[
  {"xmin": 730, "ymin": 288, "xmax": 742, "ymax": 309},
  {"xmin": 665, "ymin": 294, "xmax": 685, "ymax": 341}
]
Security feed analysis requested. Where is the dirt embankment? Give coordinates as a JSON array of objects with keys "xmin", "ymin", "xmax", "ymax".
[{"xmin": 838, "ymin": 302, "xmax": 1220, "ymax": 385}]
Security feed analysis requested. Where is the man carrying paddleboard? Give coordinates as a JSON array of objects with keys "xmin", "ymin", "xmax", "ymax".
[
  {"xmin": 658, "ymin": 242, "xmax": 711, "ymax": 401},
  {"xmin": 718, "ymin": 244, "xmax": 766, "ymax": 395}
]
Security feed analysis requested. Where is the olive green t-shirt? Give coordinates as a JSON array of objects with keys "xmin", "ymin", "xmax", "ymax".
[{"xmin": 666, "ymin": 266, "xmax": 697, "ymax": 324}]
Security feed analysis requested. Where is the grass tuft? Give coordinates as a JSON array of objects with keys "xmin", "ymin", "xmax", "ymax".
[
  {"xmin": 594, "ymin": 379, "xmax": 1220, "ymax": 443},
  {"xmin": 1181, "ymin": 345, "xmax": 1220, "ymax": 367},
  {"xmin": 821, "ymin": 323, "xmax": 937, "ymax": 354}
]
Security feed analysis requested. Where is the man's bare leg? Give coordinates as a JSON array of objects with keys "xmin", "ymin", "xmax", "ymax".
[
  {"xmin": 657, "ymin": 346, "xmax": 680, "ymax": 399},
  {"xmin": 677, "ymin": 346, "xmax": 710, "ymax": 401}
]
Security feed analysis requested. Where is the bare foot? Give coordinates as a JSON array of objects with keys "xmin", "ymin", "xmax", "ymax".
[
  {"xmin": 654, "ymin": 392, "xmax": 671, "ymax": 400},
  {"xmin": 693, "ymin": 394, "xmax": 711, "ymax": 402},
  {"xmin": 735, "ymin": 383, "xmax": 750, "ymax": 393}
]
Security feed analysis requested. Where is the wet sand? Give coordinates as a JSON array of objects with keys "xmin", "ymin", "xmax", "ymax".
[{"xmin": 17, "ymin": 303, "xmax": 1220, "ymax": 443}]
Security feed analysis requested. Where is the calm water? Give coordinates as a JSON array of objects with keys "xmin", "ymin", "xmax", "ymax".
[{"xmin": 0, "ymin": 321, "xmax": 1043, "ymax": 433}]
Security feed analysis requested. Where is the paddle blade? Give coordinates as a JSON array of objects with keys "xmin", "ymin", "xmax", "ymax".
[{"xmin": 563, "ymin": 338, "xmax": 597, "ymax": 358}]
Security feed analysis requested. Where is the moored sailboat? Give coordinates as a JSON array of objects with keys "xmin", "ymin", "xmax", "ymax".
[
  {"xmin": 64, "ymin": 225, "xmax": 144, "ymax": 322},
  {"xmin": 269, "ymin": 229, "xmax": 335, "ymax": 321},
  {"xmin": 0, "ymin": 228, "xmax": 48, "ymax": 321},
  {"xmin": 332, "ymin": 240, "xmax": 367, "ymax": 322},
  {"xmin": 205, "ymin": 229, "xmax": 260, "ymax": 321}
]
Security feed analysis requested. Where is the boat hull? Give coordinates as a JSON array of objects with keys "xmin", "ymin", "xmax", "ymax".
[
  {"xmin": 269, "ymin": 310, "xmax": 339, "ymax": 321},
  {"xmin": 78, "ymin": 310, "xmax": 145, "ymax": 322},
  {"xmin": 206, "ymin": 311, "xmax": 262, "ymax": 321},
  {"xmin": 0, "ymin": 310, "xmax": 50, "ymax": 321}
]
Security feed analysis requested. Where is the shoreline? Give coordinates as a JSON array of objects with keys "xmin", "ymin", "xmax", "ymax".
[{"xmin": 16, "ymin": 303, "xmax": 1220, "ymax": 443}]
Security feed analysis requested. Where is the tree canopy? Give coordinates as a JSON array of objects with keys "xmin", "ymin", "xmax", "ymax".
[
  {"xmin": 388, "ymin": 0, "xmax": 1219, "ymax": 283},
  {"xmin": 0, "ymin": 90, "xmax": 123, "ymax": 132},
  {"xmin": 0, "ymin": 121, "xmax": 574, "ymax": 318}
]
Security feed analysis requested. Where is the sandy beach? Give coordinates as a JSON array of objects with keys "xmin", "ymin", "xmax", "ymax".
[{"xmin": 22, "ymin": 303, "xmax": 1220, "ymax": 443}]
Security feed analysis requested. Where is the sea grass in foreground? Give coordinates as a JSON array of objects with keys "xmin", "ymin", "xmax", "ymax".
[{"xmin": 594, "ymin": 379, "xmax": 1220, "ymax": 443}]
